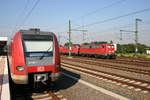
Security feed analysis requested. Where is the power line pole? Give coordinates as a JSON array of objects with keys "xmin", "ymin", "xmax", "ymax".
[
  {"xmin": 68, "ymin": 20, "xmax": 88, "ymax": 57},
  {"xmin": 119, "ymin": 18, "xmax": 142, "ymax": 56},
  {"xmin": 120, "ymin": 30, "xmax": 135, "ymax": 55},
  {"xmin": 120, "ymin": 30, "xmax": 123, "ymax": 55},
  {"xmin": 120, "ymin": 30, "xmax": 123, "ymax": 41},
  {"xmin": 58, "ymin": 33, "xmax": 60, "ymax": 44},
  {"xmin": 83, "ymin": 31, "xmax": 85, "ymax": 43},
  {"xmin": 71, "ymin": 29, "xmax": 88, "ymax": 43},
  {"xmin": 68, "ymin": 20, "xmax": 72, "ymax": 57},
  {"xmin": 135, "ymin": 18, "xmax": 142, "ymax": 55}
]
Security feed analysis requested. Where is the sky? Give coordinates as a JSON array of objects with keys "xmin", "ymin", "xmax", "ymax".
[{"xmin": 0, "ymin": 0, "xmax": 150, "ymax": 46}]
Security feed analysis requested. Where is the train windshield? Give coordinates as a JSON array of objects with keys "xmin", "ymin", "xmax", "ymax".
[
  {"xmin": 23, "ymin": 35, "xmax": 53, "ymax": 57},
  {"xmin": 24, "ymin": 40, "xmax": 53, "ymax": 52}
]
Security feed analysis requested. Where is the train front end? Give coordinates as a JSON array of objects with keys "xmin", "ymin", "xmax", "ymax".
[
  {"xmin": 10, "ymin": 29, "xmax": 61, "ymax": 85},
  {"xmin": 105, "ymin": 44, "xmax": 116, "ymax": 59}
]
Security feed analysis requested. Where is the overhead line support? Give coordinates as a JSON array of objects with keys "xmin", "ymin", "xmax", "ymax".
[{"xmin": 120, "ymin": 18, "xmax": 142, "ymax": 56}]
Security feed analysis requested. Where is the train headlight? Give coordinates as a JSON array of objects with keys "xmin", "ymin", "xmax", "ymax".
[{"xmin": 16, "ymin": 66, "xmax": 24, "ymax": 71}]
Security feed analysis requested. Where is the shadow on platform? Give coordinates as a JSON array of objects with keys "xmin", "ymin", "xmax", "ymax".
[
  {"xmin": 0, "ymin": 74, "xmax": 9, "ymax": 85},
  {"xmin": 9, "ymin": 68, "xmax": 80, "ymax": 100},
  {"xmin": 53, "ymin": 68, "xmax": 80, "ymax": 91}
]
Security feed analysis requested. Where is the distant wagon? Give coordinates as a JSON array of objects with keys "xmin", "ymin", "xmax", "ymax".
[{"xmin": 59, "ymin": 44, "xmax": 116, "ymax": 59}]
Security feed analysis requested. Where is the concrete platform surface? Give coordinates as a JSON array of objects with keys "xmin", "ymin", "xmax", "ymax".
[{"xmin": 0, "ymin": 56, "xmax": 10, "ymax": 100}]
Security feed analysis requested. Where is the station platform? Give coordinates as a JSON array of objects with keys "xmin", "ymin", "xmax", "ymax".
[{"xmin": 0, "ymin": 56, "xmax": 10, "ymax": 100}]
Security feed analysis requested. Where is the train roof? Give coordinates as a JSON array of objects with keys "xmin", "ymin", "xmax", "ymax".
[
  {"xmin": 81, "ymin": 44, "xmax": 113, "ymax": 46},
  {"xmin": 0, "ymin": 37, "xmax": 8, "ymax": 41},
  {"xmin": 20, "ymin": 29, "xmax": 54, "ymax": 36}
]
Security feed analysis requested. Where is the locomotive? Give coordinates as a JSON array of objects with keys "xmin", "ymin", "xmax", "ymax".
[
  {"xmin": 8, "ymin": 29, "xmax": 61, "ymax": 85},
  {"xmin": 59, "ymin": 44, "xmax": 116, "ymax": 59}
]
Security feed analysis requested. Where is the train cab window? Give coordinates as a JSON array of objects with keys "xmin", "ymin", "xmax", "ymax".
[
  {"xmin": 25, "ymin": 40, "xmax": 52, "ymax": 50},
  {"xmin": 22, "ymin": 34, "xmax": 54, "ymax": 66},
  {"xmin": 107, "ymin": 45, "xmax": 111, "ymax": 48},
  {"xmin": 24, "ymin": 40, "xmax": 53, "ymax": 52},
  {"xmin": 23, "ymin": 35, "xmax": 53, "ymax": 57},
  {"xmin": 112, "ymin": 45, "xmax": 114, "ymax": 48},
  {"xmin": 91, "ymin": 45, "xmax": 102, "ymax": 49},
  {"xmin": 24, "ymin": 40, "xmax": 53, "ymax": 57}
]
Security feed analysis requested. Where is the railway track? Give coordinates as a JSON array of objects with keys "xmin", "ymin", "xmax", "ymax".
[
  {"xmin": 98, "ymin": 56, "xmax": 150, "ymax": 67},
  {"xmin": 61, "ymin": 57, "xmax": 150, "ymax": 77},
  {"xmin": 113, "ymin": 58, "xmax": 150, "ymax": 67},
  {"xmin": 62, "ymin": 55, "xmax": 150, "ymax": 67},
  {"xmin": 62, "ymin": 63, "xmax": 150, "ymax": 92},
  {"xmin": 61, "ymin": 62, "xmax": 150, "ymax": 99},
  {"xmin": 60, "ymin": 56, "xmax": 150, "ymax": 99},
  {"xmin": 31, "ymin": 91, "xmax": 65, "ymax": 100},
  {"xmin": 62, "ymin": 62, "xmax": 150, "ymax": 92},
  {"xmin": 117, "ymin": 56, "xmax": 150, "ymax": 62}
]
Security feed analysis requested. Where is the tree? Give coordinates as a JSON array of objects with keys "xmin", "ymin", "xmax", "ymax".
[
  {"xmin": 82, "ymin": 42, "xmax": 89, "ymax": 45},
  {"xmin": 110, "ymin": 40, "xmax": 113, "ymax": 44},
  {"xmin": 91, "ymin": 41, "xmax": 107, "ymax": 44},
  {"xmin": 117, "ymin": 43, "xmax": 149, "ymax": 54},
  {"xmin": 64, "ymin": 42, "xmax": 72, "ymax": 46}
]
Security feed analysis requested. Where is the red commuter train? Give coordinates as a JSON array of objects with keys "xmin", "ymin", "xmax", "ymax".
[
  {"xmin": 8, "ymin": 29, "xmax": 61, "ymax": 86},
  {"xmin": 59, "ymin": 44, "xmax": 116, "ymax": 59}
]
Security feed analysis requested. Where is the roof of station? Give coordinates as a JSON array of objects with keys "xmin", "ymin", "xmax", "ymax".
[{"xmin": 0, "ymin": 37, "xmax": 8, "ymax": 41}]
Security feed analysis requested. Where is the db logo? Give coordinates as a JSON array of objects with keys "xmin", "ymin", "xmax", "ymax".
[{"xmin": 37, "ymin": 66, "xmax": 45, "ymax": 72}]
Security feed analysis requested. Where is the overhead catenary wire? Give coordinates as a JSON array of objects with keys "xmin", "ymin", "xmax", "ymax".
[
  {"xmin": 73, "ymin": 0, "xmax": 126, "ymax": 22},
  {"xmin": 74, "ymin": 7, "xmax": 150, "ymax": 29},
  {"xmin": 12, "ymin": 0, "xmax": 41, "ymax": 35},
  {"xmin": 20, "ymin": 0, "xmax": 41, "ymax": 28},
  {"xmin": 52, "ymin": 0, "xmax": 126, "ymax": 32},
  {"xmin": 12, "ymin": 0, "xmax": 30, "ymax": 34},
  {"xmin": 85, "ymin": 19, "xmax": 150, "ymax": 35}
]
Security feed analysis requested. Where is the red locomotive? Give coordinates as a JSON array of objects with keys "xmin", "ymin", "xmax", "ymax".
[
  {"xmin": 8, "ymin": 29, "xmax": 61, "ymax": 86},
  {"xmin": 59, "ymin": 44, "xmax": 116, "ymax": 59}
]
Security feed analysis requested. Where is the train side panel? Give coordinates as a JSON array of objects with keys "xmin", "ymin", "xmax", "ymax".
[
  {"xmin": 10, "ymin": 31, "xmax": 28, "ymax": 84},
  {"xmin": 52, "ymin": 34, "xmax": 61, "ymax": 80}
]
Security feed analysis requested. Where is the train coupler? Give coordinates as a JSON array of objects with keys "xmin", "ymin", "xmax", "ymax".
[{"xmin": 34, "ymin": 73, "xmax": 48, "ymax": 84}]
